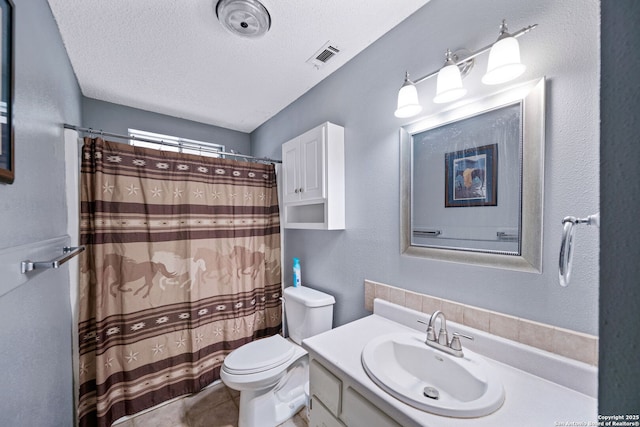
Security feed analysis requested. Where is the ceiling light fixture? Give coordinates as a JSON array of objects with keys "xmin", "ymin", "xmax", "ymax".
[
  {"xmin": 216, "ymin": 0, "xmax": 271, "ymax": 39},
  {"xmin": 394, "ymin": 19, "xmax": 536, "ymax": 118}
]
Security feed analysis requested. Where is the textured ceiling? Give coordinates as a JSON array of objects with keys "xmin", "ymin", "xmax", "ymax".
[{"xmin": 47, "ymin": 0, "xmax": 431, "ymax": 133}]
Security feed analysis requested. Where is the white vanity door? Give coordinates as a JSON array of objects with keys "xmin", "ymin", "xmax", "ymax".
[
  {"xmin": 341, "ymin": 387, "xmax": 402, "ymax": 427},
  {"xmin": 309, "ymin": 397, "xmax": 345, "ymax": 427}
]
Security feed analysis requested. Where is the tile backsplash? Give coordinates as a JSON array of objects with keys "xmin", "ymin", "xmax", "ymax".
[{"xmin": 364, "ymin": 279, "xmax": 598, "ymax": 366}]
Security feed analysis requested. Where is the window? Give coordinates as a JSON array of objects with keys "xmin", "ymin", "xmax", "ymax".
[{"xmin": 128, "ymin": 129, "xmax": 225, "ymax": 158}]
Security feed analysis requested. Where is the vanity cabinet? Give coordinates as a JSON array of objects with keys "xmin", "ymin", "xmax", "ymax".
[
  {"xmin": 281, "ymin": 122, "xmax": 345, "ymax": 230},
  {"xmin": 309, "ymin": 358, "xmax": 401, "ymax": 427}
]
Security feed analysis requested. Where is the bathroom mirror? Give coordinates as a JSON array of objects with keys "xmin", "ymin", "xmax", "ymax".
[{"xmin": 400, "ymin": 78, "xmax": 545, "ymax": 272}]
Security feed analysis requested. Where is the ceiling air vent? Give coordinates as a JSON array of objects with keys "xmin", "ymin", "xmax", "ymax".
[{"xmin": 306, "ymin": 42, "xmax": 340, "ymax": 69}]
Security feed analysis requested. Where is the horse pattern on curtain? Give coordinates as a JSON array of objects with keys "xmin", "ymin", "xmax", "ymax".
[{"xmin": 77, "ymin": 138, "xmax": 282, "ymax": 427}]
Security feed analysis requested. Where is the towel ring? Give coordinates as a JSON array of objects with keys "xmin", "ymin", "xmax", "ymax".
[{"xmin": 559, "ymin": 213, "xmax": 599, "ymax": 287}]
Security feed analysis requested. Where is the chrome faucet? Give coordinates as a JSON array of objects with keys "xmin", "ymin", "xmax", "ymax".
[{"xmin": 418, "ymin": 310, "xmax": 473, "ymax": 357}]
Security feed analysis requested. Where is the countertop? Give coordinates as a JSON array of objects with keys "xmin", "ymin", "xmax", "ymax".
[{"xmin": 302, "ymin": 300, "xmax": 597, "ymax": 427}]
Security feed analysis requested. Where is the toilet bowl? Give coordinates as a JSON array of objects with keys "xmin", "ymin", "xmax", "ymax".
[
  {"xmin": 221, "ymin": 285, "xmax": 335, "ymax": 427},
  {"xmin": 221, "ymin": 335, "xmax": 308, "ymax": 426}
]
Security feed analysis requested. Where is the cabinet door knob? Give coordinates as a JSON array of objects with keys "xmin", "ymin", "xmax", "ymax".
[
  {"xmin": 299, "ymin": 188, "xmax": 304, "ymax": 193},
  {"xmin": 294, "ymin": 188, "xmax": 299, "ymax": 193}
]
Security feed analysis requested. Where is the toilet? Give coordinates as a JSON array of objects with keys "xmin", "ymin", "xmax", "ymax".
[{"xmin": 220, "ymin": 285, "xmax": 336, "ymax": 427}]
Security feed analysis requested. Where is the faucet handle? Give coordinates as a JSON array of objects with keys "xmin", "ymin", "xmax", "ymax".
[
  {"xmin": 453, "ymin": 332, "xmax": 474, "ymax": 340},
  {"xmin": 450, "ymin": 332, "xmax": 474, "ymax": 351},
  {"xmin": 417, "ymin": 319, "xmax": 436, "ymax": 341}
]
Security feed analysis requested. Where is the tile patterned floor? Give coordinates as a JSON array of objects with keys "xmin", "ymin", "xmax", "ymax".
[{"xmin": 113, "ymin": 381, "xmax": 308, "ymax": 427}]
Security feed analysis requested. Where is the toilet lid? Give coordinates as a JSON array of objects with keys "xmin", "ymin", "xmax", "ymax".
[{"xmin": 223, "ymin": 335, "xmax": 296, "ymax": 375}]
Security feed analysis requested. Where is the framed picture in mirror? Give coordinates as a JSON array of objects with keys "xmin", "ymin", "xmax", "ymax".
[{"xmin": 445, "ymin": 143, "xmax": 498, "ymax": 208}]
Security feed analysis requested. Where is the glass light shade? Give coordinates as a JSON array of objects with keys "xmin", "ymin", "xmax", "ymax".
[
  {"xmin": 433, "ymin": 64, "xmax": 467, "ymax": 104},
  {"xmin": 395, "ymin": 82, "xmax": 422, "ymax": 118},
  {"xmin": 482, "ymin": 36, "xmax": 526, "ymax": 85}
]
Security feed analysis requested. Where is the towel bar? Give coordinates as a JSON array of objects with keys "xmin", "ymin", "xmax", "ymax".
[
  {"xmin": 413, "ymin": 230, "xmax": 442, "ymax": 237},
  {"xmin": 496, "ymin": 231, "xmax": 518, "ymax": 242},
  {"xmin": 21, "ymin": 246, "xmax": 85, "ymax": 274}
]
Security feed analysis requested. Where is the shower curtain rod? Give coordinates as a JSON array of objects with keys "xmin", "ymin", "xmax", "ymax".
[{"xmin": 64, "ymin": 124, "xmax": 281, "ymax": 164}]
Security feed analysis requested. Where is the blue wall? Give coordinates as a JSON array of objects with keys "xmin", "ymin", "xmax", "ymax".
[
  {"xmin": 0, "ymin": 0, "xmax": 82, "ymax": 425},
  {"xmin": 82, "ymin": 97, "xmax": 251, "ymax": 155},
  {"xmin": 252, "ymin": 0, "xmax": 601, "ymax": 335}
]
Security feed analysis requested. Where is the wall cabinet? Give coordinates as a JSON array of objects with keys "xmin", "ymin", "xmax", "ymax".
[
  {"xmin": 308, "ymin": 358, "xmax": 402, "ymax": 427},
  {"xmin": 281, "ymin": 122, "xmax": 345, "ymax": 230}
]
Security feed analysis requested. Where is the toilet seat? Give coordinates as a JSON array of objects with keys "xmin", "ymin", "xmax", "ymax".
[{"xmin": 223, "ymin": 335, "xmax": 296, "ymax": 375}]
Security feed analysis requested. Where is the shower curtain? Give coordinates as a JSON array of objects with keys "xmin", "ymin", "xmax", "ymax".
[{"xmin": 77, "ymin": 138, "xmax": 282, "ymax": 427}]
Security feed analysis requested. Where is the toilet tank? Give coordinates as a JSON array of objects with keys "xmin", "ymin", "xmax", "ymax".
[{"xmin": 283, "ymin": 286, "xmax": 335, "ymax": 345}]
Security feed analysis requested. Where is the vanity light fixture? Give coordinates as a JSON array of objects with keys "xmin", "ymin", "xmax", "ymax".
[{"xmin": 394, "ymin": 19, "xmax": 537, "ymax": 118}]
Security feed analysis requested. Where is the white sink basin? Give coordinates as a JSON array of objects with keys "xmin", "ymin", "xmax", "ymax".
[{"xmin": 361, "ymin": 332, "xmax": 505, "ymax": 418}]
